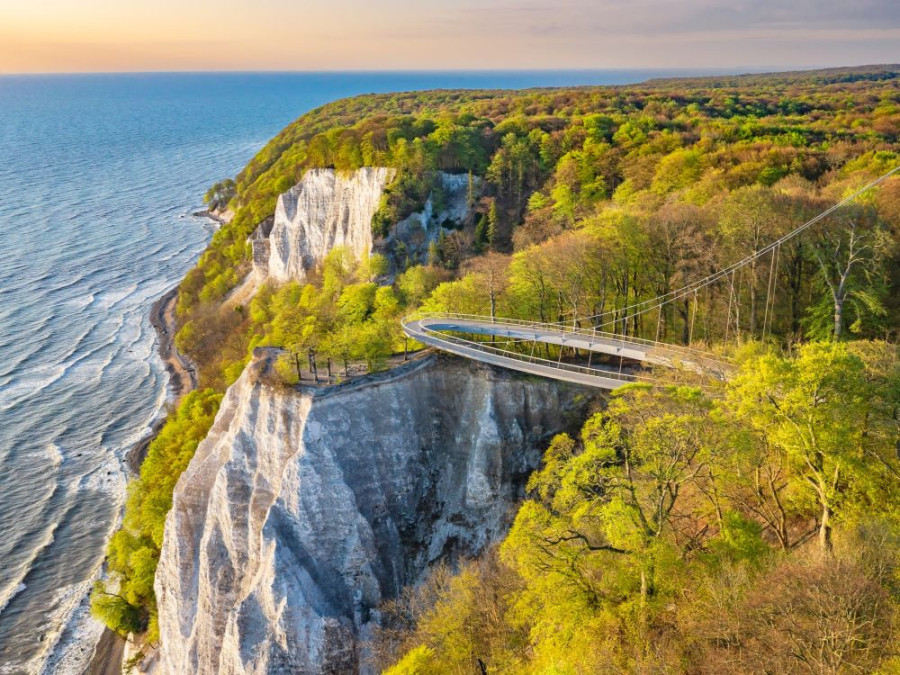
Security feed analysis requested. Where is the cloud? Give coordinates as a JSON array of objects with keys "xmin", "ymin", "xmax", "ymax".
[
  {"xmin": 439, "ymin": 0, "xmax": 900, "ymax": 39},
  {"xmin": 3, "ymin": 0, "xmax": 899, "ymax": 72}
]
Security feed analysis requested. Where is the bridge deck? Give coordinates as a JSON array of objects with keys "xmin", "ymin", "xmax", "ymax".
[{"xmin": 402, "ymin": 314, "xmax": 728, "ymax": 390}]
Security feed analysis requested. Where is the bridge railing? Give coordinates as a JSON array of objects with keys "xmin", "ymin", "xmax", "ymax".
[
  {"xmin": 404, "ymin": 320, "xmax": 661, "ymax": 386},
  {"xmin": 402, "ymin": 311, "xmax": 730, "ymax": 365}
]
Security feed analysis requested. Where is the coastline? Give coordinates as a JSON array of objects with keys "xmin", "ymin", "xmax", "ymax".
[
  {"xmin": 85, "ymin": 285, "xmax": 196, "ymax": 675},
  {"xmin": 192, "ymin": 207, "xmax": 232, "ymax": 226},
  {"xmin": 125, "ymin": 286, "xmax": 197, "ymax": 473}
]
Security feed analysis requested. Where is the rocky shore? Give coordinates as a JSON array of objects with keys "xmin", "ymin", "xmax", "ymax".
[
  {"xmin": 85, "ymin": 285, "xmax": 195, "ymax": 675},
  {"xmin": 192, "ymin": 207, "xmax": 233, "ymax": 225}
]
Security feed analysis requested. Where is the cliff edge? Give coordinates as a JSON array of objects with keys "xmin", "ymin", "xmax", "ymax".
[{"xmin": 152, "ymin": 353, "xmax": 591, "ymax": 673}]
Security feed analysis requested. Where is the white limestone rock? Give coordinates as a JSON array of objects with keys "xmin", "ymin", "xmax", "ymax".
[
  {"xmin": 257, "ymin": 167, "xmax": 395, "ymax": 284},
  {"xmin": 248, "ymin": 168, "xmax": 476, "ymax": 286},
  {"xmin": 154, "ymin": 354, "xmax": 590, "ymax": 674}
]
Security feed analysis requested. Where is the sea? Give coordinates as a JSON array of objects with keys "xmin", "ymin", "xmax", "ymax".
[{"xmin": 0, "ymin": 69, "xmax": 727, "ymax": 673}]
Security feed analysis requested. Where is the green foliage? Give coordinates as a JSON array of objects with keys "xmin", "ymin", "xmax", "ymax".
[
  {"xmin": 237, "ymin": 249, "xmax": 409, "ymax": 382},
  {"xmin": 180, "ymin": 67, "xmax": 900, "ymax": 384},
  {"xmin": 91, "ymin": 389, "xmax": 223, "ymax": 640},
  {"xmin": 145, "ymin": 68, "xmax": 900, "ymax": 655},
  {"xmin": 188, "ymin": 66, "xmax": 900, "ymax": 313},
  {"xmin": 396, "ymin": 265, "xmax": 445, "ymax": 307},
  {"xmin": 203, "ymin": 178, "xmax": 236, "ymax": 211},
  {"xmin": 383, "ymin": 645, "xmax": 438, "ymax": 675},
  {"xmin": 379, "ymin": 343, "xmax": 900, "ymax": 673}
]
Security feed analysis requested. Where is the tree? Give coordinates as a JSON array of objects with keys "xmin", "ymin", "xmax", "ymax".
[
  {"xmin": 465, "ymin": 252, "xmax": 510, "ymax": 321},
  {"xmin": 718, "ymin": 186, "xmax": 781, "ymax": 336},
  {"xmin": 358, "ymin": 252, "xmax": 389, "ymax": 281},
  {"xmin": 726, "ymin": 343, "xmax": 896, "ymax": 554},
  {"xmin": 473, "ymin": 213, "xmax": 489, "ymax": 253},
  {"xmin": 691, "ymin": 556, "xmax": 898, "ymax": 674},
  {"xmin": 396, "ymin": 265, "xmax": 445, "ymax": 307},
  {"xmin": 321, "ymin": 325, "xmax": 355, "ymax": 377},
  {"xmin": 811, "ymin": 205, "xmax": 888, "ymax": 339},
  {"xmin": 647, "ymin": 202, "xmax": 712, "ymax": 342},
  {"xmin": 92, "ymin": 389, "xmax": 223, "ymax": 641},
  {"xmin": 501, "ymin": 385, "xmax": 716, "ymax": 655},
  {"xmin": 321, "ymin": 246, "xmax": 357, "ymax": 300},
  {"xmin": 203, "ymin": 178, "xmax": 236, "ymax": 211},
  {"xmin": 486, "ymin": 199, "xmax": 499, "ymax": 249}
]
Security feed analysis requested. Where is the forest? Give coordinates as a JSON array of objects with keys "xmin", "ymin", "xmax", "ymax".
[
  {"xmin": 93, "ymin": 66, "xmax": 900, "ymax": 672},
  {"xmin": 179, "ymin": 65, "xmax": 900, "ymax": 391},
  {"xmin": 375, "ymin": 342, "xmax": 900, "ymax": 673}
]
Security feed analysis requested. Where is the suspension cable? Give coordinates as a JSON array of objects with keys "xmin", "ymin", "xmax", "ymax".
[
  {"xmin": 762, "ymin": 244, "xmax": 777, "ymax": 340},
  {"xmin": 550, "ymin": 164, "xmax": 900, "ymax": 330}
]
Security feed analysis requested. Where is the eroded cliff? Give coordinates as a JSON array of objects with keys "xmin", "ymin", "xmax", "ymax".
[
  {"xmin": 248, "ymin": 168, "xmax": 475, "ymax": 290},
  {"xmin": 154, "ymin": 353, "xmax": 591, "ymax": 674},
  {"xmin": 251, "ymin": 167, "xmax": 394, "ymax": 284}
]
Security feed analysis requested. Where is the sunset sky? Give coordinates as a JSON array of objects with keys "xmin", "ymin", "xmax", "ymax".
[{"xmin": 2, "ymin": 0, "xmax": 899, "ymax": 74}]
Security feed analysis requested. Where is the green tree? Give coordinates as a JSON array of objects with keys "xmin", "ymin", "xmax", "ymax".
[
  {"xmin": 809, "ymin": 205, "xmax": 889, "ymax": 339},
  {"xmin": 726, "ymin": 342, "xmax": 900, "ymax": 553},
  {"xmin": 91, "ymin": 389, "xmax": 223, "ymax": 640}
]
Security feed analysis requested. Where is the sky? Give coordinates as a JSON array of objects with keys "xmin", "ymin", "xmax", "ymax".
[{"xmin": 1, "ymin": 0, "xmax": 899, "ymax": 74}]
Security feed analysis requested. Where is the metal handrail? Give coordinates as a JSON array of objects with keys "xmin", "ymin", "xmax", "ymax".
[
  {"xmin": 402, "ymin": 311, "xmax": 731, "ymax": 365},
  {"xmin": 405, "ymin": 323, "xmax": 652, "ymax": 386}
]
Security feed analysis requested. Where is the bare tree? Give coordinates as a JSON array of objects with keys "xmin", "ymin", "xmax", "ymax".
[
  {"xmin": 812, "ymin": 206, "xmax": 886, "ymax": 339},
  {"xmin": 465, "ymin": 252, "xmax": 510, "ymax": 321}
]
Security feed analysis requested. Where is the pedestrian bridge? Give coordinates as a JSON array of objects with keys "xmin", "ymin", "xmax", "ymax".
[
  {"xmin": 402, "ymin": 313, "xmax": 730, "ymax": 390},
  {"xmin": 400, "ymin": 167, "xmax": 900, "ymax": 389}
]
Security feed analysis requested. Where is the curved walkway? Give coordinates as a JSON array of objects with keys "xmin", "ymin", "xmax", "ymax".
[{"xmin": 402, "ymin": 313, "xmax": 729, "ymax": 390}]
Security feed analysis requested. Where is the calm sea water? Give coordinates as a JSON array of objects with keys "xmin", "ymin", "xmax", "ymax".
[{"xmin": 0, "ymin": 69, "xmax": 722, "ymax": 673}]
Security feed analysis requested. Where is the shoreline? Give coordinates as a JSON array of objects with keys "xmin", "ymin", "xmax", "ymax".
[
  {"xmin": 124, "ymin": 286, "xmax": 197, "ymax": 473},
  {"xmin": 85, "ymin": 285, "xmax": 196, "ymax": 675},
  {"xmin": 150, "ymin": 286, "xmax": 198, "ymax": 399},
  {"xmin": 192, "ymin": 207, "xmax": 232, "ymax": 225}
]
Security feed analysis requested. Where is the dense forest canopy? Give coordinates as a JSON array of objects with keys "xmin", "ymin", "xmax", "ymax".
[
  {"xmin": 95, "ymin": 66, "xmax": 900, "ymax": 671},
  {"xmin": 178, "ymin": 64, "xmax": 900, "ymax": 391}
]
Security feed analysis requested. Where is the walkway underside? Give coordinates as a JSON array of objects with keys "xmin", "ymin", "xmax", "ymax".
[{"xmin": 402, "ymin": 314, "xmax": 728, "ymax": 390}]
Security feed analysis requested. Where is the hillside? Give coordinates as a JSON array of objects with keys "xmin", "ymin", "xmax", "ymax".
[{"xmin": 93, "ymin": 66, "xmax": 900, "ymax": 673}]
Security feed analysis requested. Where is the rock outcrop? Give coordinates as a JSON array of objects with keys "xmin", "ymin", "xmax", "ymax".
[
  {"xmin": 382, "ymin": 172, "xmax": 475, "ymax": 267},
  {"xmin": 154, "ymin": 353, "xmax": 591, "ymax": 674},
  {"xmin": 247, "ymin": 168, "xmax": 476, "ymax": 288},
  {"xmin": 253, "ymin": 167, "xmax": 395, "ymax": 284}
]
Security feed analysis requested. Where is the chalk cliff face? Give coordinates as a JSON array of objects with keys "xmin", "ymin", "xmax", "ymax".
[
  {"xmin": 257, "ymin": 167, "xmax": 395, "ymax": 283},
  {"xmin": 154, "ymin": 354, "xmax": 590, "ymax": 674},
  {"xmin": 249, "ymin": 168, "xmax": 475, "ymax": 287}
]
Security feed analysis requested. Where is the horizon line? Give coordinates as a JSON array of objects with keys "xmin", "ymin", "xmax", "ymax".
[{"xmin": 3, "ymin": 63, "xmax": 895, "ymax": 78}]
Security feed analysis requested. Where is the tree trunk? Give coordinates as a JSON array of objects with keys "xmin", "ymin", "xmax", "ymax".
[
  {"xmin": 679, "ymin": 299, "xmax": 690, "ymax": 345},
  {"xmin": 819, "ymin": 502, "xmax": 834, "ymax": 555},
  {"xmin": 790, "ymin": 244, "xmax": 803, "ymax": 336},
  {"xmin": 833, "ymin": 298, "xmax": 844, "ymax": 340},
  {"xmin": 640, "ymin": 567, "xmax": 648, "ymax": 607},
  {"xmin": 749, "ymin": 260, "xmax": 758, "ymax": 336}
]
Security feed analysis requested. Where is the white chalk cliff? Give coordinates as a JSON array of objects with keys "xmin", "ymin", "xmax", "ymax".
[
  {"xmin": 252, "ymin": 167, "xmax": 395, "ymax": 284},
  {"xmin": 248, "ymin": 168, "xmax": 476, "ymax": 289},
  {"xmin": 154, "ymin": 353, "xmax": 589, "ymax": 674}
]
